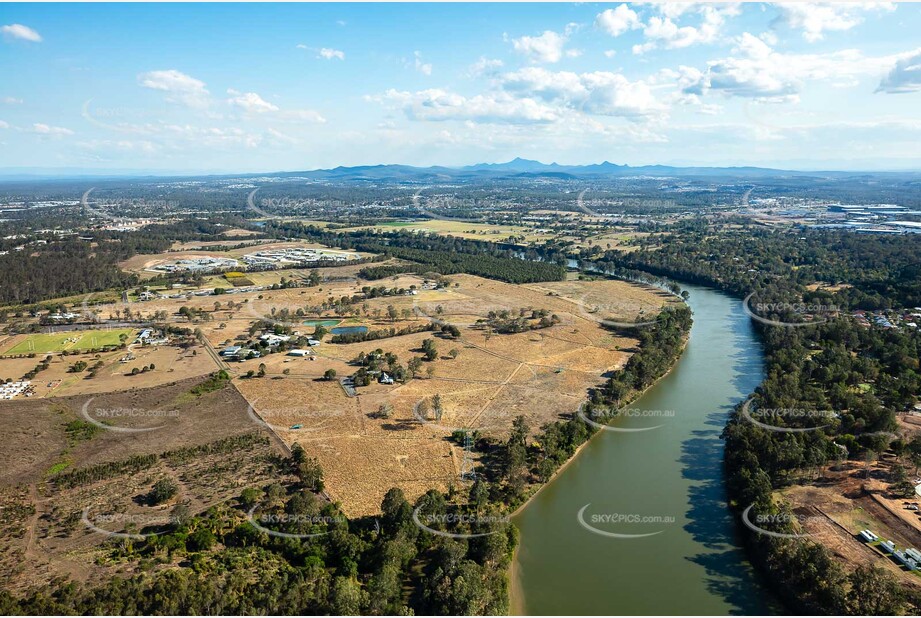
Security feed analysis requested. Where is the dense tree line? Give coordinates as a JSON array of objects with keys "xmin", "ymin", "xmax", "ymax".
[
  {"xmin": 594, "ymin": 223, "xmax": 921, "ymax": 614},
  {"xmin": 477, "ymin": 305, "xmax": 693, "ymax": 506},
  {"xmin": 329, "ymin": 322, "xmax": 438, "ymax": 344},
  {"xmin": 264, "ymin": 224, "xmax": 566, "ymax": 284},
  {"xmin": 52, "ymin": 430, "xmax": 264, "ymax": 490},
  {"xmin": 596, "ymin": 224, "xmax": 921, "ymax": 310},
  {"xmin": 2, "ymin": 454, "xmax": 514, "ymax": 615},
  {"xmin": 0, "ymin": 239, "xmax": 139, "ymax": 305},
  {"xmin": 594, "ymin": 305, "xmax": 692, "ymax": 406}
]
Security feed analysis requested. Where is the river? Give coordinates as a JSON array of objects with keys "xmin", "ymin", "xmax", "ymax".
[{"xmin": 511, "ymin": 283, "xmax": 780, "ymax": 615}]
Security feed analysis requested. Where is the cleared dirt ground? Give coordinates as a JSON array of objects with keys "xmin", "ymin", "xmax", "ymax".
[
  {"xmin": 0, "ymin": 343, "xmax": 218, "ymax": 399},
  {"xmin": 0, "ymin": 376, "xmax": 289, "ymax": 591},
  {"xmin": 6, "ymin": 265, "xmax": 675, "ymax": 519},
  {"xmin": 231, "ymin": 272, "xmax": 676, "ymax": 516},
  {"xmin": 783, "ymin": 460, "xmax": 921, "ymax": 590}
]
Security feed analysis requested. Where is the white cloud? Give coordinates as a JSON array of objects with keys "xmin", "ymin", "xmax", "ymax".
[
  {"xmin": 468, "ymin": 57, "xmax": 504, "ymax": 77},
  {"xmin": 877, "ymin": 49, "xmax": 921, "ymax": 93},
  {"xmin": 368, "ymin": 89, "xmax": 559, "ymax": 124},
  {"xmin": 75, "ymin": 139, "xmax": 159, "ymax": 155},
  {"xmin": 683, "ymin": 33, "xmax": 911, "ymax": 101},
  {"xmin": 297, "ymin": 45, "xmax": 345, "ymax": 60},
  {"xmin": 266, "ymin": 127, "xmax": 299, "ymax": 145},
  {"xmin": 500, "ymin": 67, "xmax": 665, "ymax": 119},
  {"xmin": 278, "ymin": 109, "xmax": 326, "ymax": 123},
  {"xmin": 508, "ymin": 30, "xmax": 572, "ymax": 64},
  {"xmin": 225, "ymin": 89, "xmax": 325, "ymax": 123},
  {"xmin": 604, "ymin": 50, "xmax": 618, "ymax": 58},
  {"xmin": 413, "ymin": 51, "xmax": 432, "ymax": 75},
  {"xmin": 1, "ymin": 24, "xmax": 42, "ymax": 43},
  {"xmin": 0, "ymin": 120, "xmax": 8, "ymax": 129},
  {"xmin": 226, "ymin": 89, "xmax": 279, "ymax": 113},
  {"xmin": 32, "ymin": 123, "xmax": 73, "ymax": 136},
  {"xmin": 318, "ymin": 47, "xmax": 345, "ymax": 60},
  {"xmin": 634, "ymin": 4, "xmax": 738, "ymax": 54},
  {"xmin": 159, "ymin": 124, "xmax": 263, "ymax": 149},
  {"xmin": 773, "ymin": 2, "xmax": 895, "ymax": 42},
  {"xmin": 595, "ymin": 4, "xmax": 641, "ymax": 37},
  {"xmin": 138, "ymin": 69, "xmax": 210, "ymax": 108},
  {"xmin": 1, "ymin": 96, "xmax": 22, "ymax": 105}
]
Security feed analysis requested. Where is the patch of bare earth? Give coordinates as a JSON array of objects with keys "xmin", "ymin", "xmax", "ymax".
[
  {"xmin": 0, "ymin": 376, "xmax": 288, "ymax": 592},
  {"xmin": 236, "ymin": 273, "xmax": 672, "ymax": 516}
]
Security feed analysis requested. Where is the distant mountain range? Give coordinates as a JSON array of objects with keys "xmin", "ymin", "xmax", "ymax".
[
  {"xmin": 1, "ymin": 158, "xmax": 919, "ymax": 181},
  {"xmin": 269, "ymin": 158, "xmax": 917, "ymax": 182}
]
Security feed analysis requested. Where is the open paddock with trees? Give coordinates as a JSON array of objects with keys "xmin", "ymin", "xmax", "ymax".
[{"xmin": 233, "ymin": 272, "xmax": 672, "ymax": 516}]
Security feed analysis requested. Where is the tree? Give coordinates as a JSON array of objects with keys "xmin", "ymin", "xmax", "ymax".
[
  {"xmin": 186, "ymin": 528, "xmax": 216, "ymax": 552},
  {"xmin": 381, "ymin": 487, "xmax": 411, "ymax": 532},
  {"xmin": 846, "ymin": 565, "xmax": 906, "ymax": 615},
  {"xmin": 149, "ymin": 479, "xmax": 178, "ymax": 505},
  {"xmin": 469, "ymin": 478, "xmax": 489, "ymax": 510},
  {"xmin": 433, "ymin": 394, "xmax": 444, "ymax": 421},
  {"xmin": 295, "ymin": 456, "xmax": 324, "ymax": 491},
  {"xmin": 449, "ymin": 348, "xmax": 460, "ymax": 359},
  {"xmin": 889, "ymin": 463, "xmax": 915, "ymax": 497},
  {"xmin": 417, "ymin": 398, "xmax": 431, "ymax": 420},
  {"xmin": 170, "ymin": 504, "xmax": 192, "ymax": 528},
  {"xmin": 265, "ymin": 483, "xmax": 286, "ymax": 506},
  {"xmin": 239, "ymin": 487, "xmax": 262, "ymax": 510},
  {"xmin": 407, "ymin": 357, "xmax": 423, "ymax": 378},
  {"xmin": 257, "ymin": 363, "xmax": 266, "ymax": 377},
  {"xmin": 422, "ymin": 338, "xmax": 438, "ymax": 361},
  {"xmin": 324, "ymin": 369, "xmax": 337, "ymax": 381},
  {"xmin": 331, "ymin": 577, "xmax": 367, "ymax": 615}
]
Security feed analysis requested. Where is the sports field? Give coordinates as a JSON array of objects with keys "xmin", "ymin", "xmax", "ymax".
[{"xmin": 2, "ymin": 328, "xmax": 136, "ymax": 355}]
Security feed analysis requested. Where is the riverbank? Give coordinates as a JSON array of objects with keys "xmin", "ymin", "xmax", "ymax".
[
  {"xmin": 510, "ymin": 284, "xmax": 778, "ymax": 615},
  {"xmin": 506, "ymin": 333, "xmax": 688, "ymax": 615},
  {"xmin": 509, "ymin": 329, "xmax": 690, "ymax": 521},
  {"xmin": 503, "ymin": 298, "xmax": 690, "ymax": 615}
]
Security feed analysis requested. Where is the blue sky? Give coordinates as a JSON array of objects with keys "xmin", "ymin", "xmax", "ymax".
[{"xmin": 1, "ymin": 2, "xmax": 920, "ymax": 172}]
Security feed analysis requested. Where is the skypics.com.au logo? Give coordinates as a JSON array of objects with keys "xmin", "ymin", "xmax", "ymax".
[
  {"xmin": 246, "ymin": 506, "xmax": 346, "ymax": 540},
  {"xmin": 742, "ymin": 293, "xmax": 840, "ymax": 328},
  {"xmin": 81, "ymin": 508, "xmax": 180, "ymax": 540},
  {"xmin": 411, "ymin": 505, "xmax": 510, "ymax": 539},
  {"xmin": 246, "ymin": 188, "xmax": 318, "ymax": 220},
  {"xmin": 740, "ymin": 504, "xmax": 819, "ymax": 540},
  {"xmin": 80, "ymin": 398, "xmax": 178, "ymax": 434},
  {"xmin": 739, "ymin": 398, "xmax": 838, "ymax": 434},
  {"xmin": 246, "ymin": 399, "xmax": 348, "ymax": 435},
  {"xmin": 81, "ymin": 187, "xmax": 178, "ymax": 223},
  {"xmin": 576, "ymin": 504, "xmax": 675, "ymax": 540},
  {"xmin": 576, "ymin": 402, "xmax": 675, "ymax": 434}
]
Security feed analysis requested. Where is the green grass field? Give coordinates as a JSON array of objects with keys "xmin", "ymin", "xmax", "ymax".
[{"xmin": 3, "ymin": 328, "xmax": 136, "ymax": 355}]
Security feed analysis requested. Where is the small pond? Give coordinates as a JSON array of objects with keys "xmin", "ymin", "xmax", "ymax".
[{"xmin": 330, "ymin": 325, "xmax": 368, "ymax": 336}]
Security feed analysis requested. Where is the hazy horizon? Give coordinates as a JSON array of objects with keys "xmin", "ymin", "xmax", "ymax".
[{"xmin": 2, "ymin": 3, "xmax": 921, "ymax": 173}]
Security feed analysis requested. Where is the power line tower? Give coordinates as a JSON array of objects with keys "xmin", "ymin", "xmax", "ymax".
[{"xmin": 460, "ymin": 430, "xmax": 476, "ymax": 481}]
